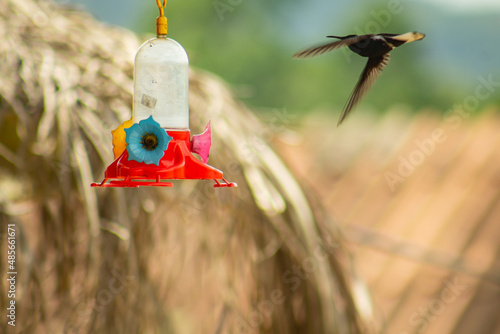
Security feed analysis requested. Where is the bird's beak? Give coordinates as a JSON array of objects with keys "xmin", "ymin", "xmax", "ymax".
[{"xmin": 391, "ymin": 31, "xmax": 426, "ymax": 43}]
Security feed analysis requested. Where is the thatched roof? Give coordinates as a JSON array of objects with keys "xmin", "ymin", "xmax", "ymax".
[
  {"xmin": 279, "ymin": 109, "xmax": 500, "ymax": 334},
  {"xmin": 0, "ymin": 1, "xmax": 370, "ymax": 333}
]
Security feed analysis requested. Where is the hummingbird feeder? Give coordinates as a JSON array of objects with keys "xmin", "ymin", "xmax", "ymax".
[{"xmin": 91, "ymin": 0, "xmax": 237, "ymax": 188}]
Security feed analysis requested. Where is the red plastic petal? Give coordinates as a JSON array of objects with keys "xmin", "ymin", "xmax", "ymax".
[{"xmin": 191, "ymin": 121, "xmax": 212, "ymax": 164}]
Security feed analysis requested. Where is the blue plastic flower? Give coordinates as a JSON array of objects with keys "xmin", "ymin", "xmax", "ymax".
[{"xmin": 124, "ymin": 116, "xmax": 172, "ymax": 166}]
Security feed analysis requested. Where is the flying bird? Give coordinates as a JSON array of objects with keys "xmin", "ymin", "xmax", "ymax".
[{"xmin": 293, "ymin": 32, "xmax": 426, "ymax": 125}]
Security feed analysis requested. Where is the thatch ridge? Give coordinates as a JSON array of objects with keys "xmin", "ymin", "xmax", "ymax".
[{"xmin": 0, "ymin": 1, "xmax": 370, "ymax": 333}]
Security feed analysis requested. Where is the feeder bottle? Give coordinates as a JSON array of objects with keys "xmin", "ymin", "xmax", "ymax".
[{"xmin": 133, "ymin": 36, "xmax": 189, "ymax": 130}]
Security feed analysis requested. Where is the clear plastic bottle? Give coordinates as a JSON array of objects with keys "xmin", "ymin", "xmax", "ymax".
[{"xmin": 133, "ymin": 36, "xmax": 189, "ymax": 130}]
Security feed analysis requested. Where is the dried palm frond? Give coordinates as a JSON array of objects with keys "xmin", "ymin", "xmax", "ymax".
[{"xmin": 0, "ymin": 1, "xmax": 371, "ymax": 333}]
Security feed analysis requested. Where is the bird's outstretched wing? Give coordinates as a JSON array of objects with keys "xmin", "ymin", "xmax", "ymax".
[
  {"xmin": 293, "ymin": 35, "xmax": 368, "ymax": 59},
  {"xmin": 338, "ymin": 53, "xmax": 390, "ymax": 125}
]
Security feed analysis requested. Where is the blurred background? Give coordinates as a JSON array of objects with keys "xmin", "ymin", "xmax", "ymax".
[
  {"xmin": 70, "ymin": 0, "xmax": 500, "ymax": 114},
  {"xmin": 68, "ymin": 0, "xmax": 500, "ymax": 333},
  {"xmin": 1, "ymin": 0, "xmax": 500, "ymax": 333}
]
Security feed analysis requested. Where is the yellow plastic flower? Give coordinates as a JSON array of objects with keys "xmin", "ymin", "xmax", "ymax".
[{"xmin": 111, "ymin": 117, "xmax": 134, "ymax": 159}]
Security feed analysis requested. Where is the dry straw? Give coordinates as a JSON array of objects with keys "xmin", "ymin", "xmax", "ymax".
[{"xmin": 0, "ymin": 1, "xmax": 371, "ymax": 333}]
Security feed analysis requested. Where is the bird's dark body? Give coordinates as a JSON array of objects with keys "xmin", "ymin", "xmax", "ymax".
[
  {"xmin": 293, "ymin": 31, "xmax": 426, "ymax": 125},
  {"xmin": 348, "ymin": 36, "xmax": 393, "ymax": 57}
]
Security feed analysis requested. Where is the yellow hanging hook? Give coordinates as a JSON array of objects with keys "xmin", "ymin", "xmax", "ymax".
[
  {"xmin": 156, "ymin": 0, "xmax": 167, "ymax": 36},
  {"xmin": 156, "ymin": 0, "xmax": 166, "ymax": 17}
]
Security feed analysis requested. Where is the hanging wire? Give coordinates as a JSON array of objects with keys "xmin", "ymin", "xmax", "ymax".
[{"xmin": 156, "ymin": 0, "xmax": 166, "ymax": 17}]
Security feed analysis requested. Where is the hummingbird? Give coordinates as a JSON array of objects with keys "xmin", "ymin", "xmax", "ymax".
[{"xmin": 293, "ymin": 32, "xmax": 426, "ymax": 125}]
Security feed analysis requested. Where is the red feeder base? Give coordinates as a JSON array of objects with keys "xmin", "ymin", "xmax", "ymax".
[{"xmin": 91, "ymin": 130, "xmax": 237, "ymax": 188}]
